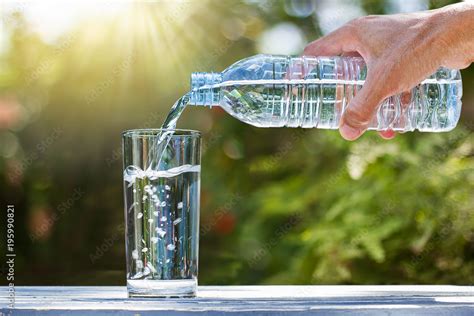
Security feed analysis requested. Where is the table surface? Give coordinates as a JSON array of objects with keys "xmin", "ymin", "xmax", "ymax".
[{"xmin": 1, "ymin": 285, "xmax": 474, "ymax": 315}]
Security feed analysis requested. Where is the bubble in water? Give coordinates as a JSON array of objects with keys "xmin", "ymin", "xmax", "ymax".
[
  {"xmin": 156, "ymin": 227, "xmax": 166, "ymax": 237},
  {"xmin": 173, "ymin": 218, "xmax": 182, "ymax": 225},
  {"xmin": 160, "ymin": 201, "xmax": 166, "ymax": 207},
  {"xmin": 148, "ymin": 218, "xmax": 154, "ymax": 223},
  {"xmin": 133, "ymin": 189, "xmax": 137, "ymax": 193},
  {"xmin": 166, "ymin": 259, "xmax": 170, "ymax": 263},
  {"xmin": 153, "ymin": 211, "xmax": 159, "ymax": 217},
  {"xmin": 167, "ymin": 244, "xmax": 176, "ymax": 251},
  {"xmin": 177, "ymin": 202, "xmax": 183, "ymax": 209},
  {"xmin": 132, "ymin": 249, "xmax": 139, "ymax": 259},
  {"xmin": 142, "ymin": 247, "xmax": 148, "ymax": 253},
  {"xmin": 137, "ymin": 213, "xmax": 143, "ymax": 219},
  {"xmin": 150, "ymin": 237, "xmax": 158, "ymax": 244},
  {"xmin": 144, "ymin": 185, "xmax": 152, "ymax": 193},
  {"xmin": 165, "ymin": 185, "xmax": 171, "ymax": 191},
  {"xmin": 160, "ymin": 216, "xmax": 167, "ymax": 221}
]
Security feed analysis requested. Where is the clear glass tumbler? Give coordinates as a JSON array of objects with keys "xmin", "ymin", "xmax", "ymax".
[{"xmin": 122, "ymin": 129, "xmax": 201, "ymax": 297}]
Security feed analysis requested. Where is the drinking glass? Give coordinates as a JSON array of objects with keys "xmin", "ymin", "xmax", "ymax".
[{"xmin": 122, "ymin": 129, "xmax": 201, "ymax": 297}]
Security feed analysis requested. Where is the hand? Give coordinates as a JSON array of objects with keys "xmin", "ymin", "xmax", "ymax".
[{"xmin": 304, "ymin": 2, "xmax": 474, "ymax": 140}]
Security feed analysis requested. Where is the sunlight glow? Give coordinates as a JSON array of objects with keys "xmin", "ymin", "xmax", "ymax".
[
  {"xmin": 2, "ymin": 1, "xmax": 206, "ymax": 86},
  {"xmin": 3, "ymin": 1, "xmax": 132, "ymax": 44}
]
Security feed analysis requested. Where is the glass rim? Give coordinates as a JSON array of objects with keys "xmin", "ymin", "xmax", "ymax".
[{"xmin": 122, "ymin": 128, "xmax": 201, "ymax": 138}]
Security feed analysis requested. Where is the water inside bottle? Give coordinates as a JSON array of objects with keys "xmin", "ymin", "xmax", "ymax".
[{"xmin": 196, "ymin": 77, "xmax": 462, "ymax": 131}]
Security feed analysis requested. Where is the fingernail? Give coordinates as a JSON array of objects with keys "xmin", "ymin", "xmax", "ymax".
[
  {"xmin": 340, "ymin": 124, "xmax": 362, "ymax": 140},
  {"xmin": 380, "ymin": 130, "xmax": 396, "ymax": 139}
]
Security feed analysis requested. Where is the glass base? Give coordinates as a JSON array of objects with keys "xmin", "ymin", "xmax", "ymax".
[{"xmin": 127, "ymin": 278, "xmax": 197, "ymax": 298}]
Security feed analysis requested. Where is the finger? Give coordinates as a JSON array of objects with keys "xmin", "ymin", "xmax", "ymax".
[
  {"xmin": 375, "ymin": 89, "xmax": 411, "ymax": 139},
  {"xmin": 339, "ymin": 75, "xmax": 387, "ymax": 141},
  {"xmin": 400, "ymin": 90, "xmax": 412, "ymax": 109},
  {"xmin": 303, "ymin": 25, "xmax": 358, "ymax": 57},
  {"xmin": 341, "ymin": 52, "xmax": 362, "ymax": 58},
  {"xmin": 378, "ymin": 130, "xmax": 396, "ymax": 139}
]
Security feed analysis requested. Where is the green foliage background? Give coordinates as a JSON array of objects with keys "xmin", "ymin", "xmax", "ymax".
[{"xmin": 0, "ymin": 0, "xmax": 472, "ymax": 285}]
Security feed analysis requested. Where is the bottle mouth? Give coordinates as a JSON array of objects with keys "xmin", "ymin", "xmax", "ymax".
[{"xmin": 190, "ymin": 72, "xmax": 222, "ymax": 106}]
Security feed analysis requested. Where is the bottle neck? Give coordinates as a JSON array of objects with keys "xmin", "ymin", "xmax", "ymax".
[{"xmin": 189, "ymin": 72, "xmax": 222, "ymax": 107}]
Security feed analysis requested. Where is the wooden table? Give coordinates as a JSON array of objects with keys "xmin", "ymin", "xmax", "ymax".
[{"xmin": 1, "ymin": 286, "xmax": 474, "ymax": 315}]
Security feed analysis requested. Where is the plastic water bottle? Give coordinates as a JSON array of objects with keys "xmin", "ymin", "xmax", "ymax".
[{"xmin": 189, "ymin": 54, "xmax": 462, "ymax": 132}]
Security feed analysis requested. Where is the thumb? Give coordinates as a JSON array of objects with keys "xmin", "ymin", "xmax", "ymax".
[{"xmin": 340, "ymin": 75, "xmax": 386, "ymax": 141}]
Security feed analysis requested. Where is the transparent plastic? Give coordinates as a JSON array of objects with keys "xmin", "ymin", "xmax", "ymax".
[{"xmin": 190, "ymin": 54, "xmax": 462, "ymax": 132}]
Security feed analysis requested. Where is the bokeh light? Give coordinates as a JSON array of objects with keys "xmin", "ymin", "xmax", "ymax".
[
  {"xmin": 386, "ymin": 0, "xmax": 429, "ymax": 14},
  {"xmin": 313, "ymin": 0, "xmax": 365, "ymax": 35},
  {"xmin": 257, "ymin": 22, "xmax": 306, "ymax": 54}
]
